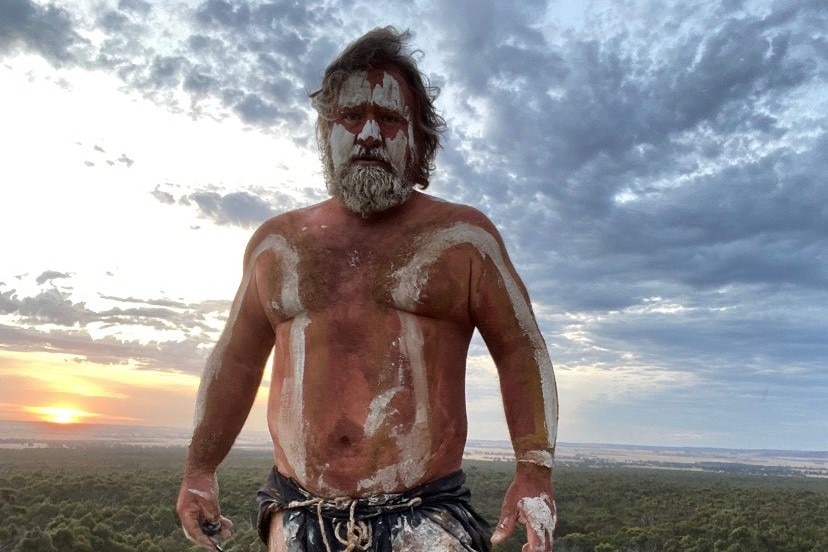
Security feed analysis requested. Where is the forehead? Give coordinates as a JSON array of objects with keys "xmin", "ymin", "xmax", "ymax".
[{"xmin": 337, "ymin": 67, "xmax": 413, "ymax": 112}]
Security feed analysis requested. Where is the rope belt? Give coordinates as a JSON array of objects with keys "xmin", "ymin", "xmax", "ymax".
[{"xmin": 286, "ymin": 495, "xmax": 423, "ymax": 552}]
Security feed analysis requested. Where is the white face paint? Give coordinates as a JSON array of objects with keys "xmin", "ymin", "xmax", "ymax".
[
  {"xmin": 329, "ymin": 122, "xmax": 355, "ymax": 177},
  {"xmin": 332, "ymin": 70, "xmax": 415, "ymax": 177},
  {"xmin": 391, "ymin": 223, "xmax": 559, "ymax": 448}
]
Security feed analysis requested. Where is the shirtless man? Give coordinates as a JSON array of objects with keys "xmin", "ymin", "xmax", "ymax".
[{"xmin": 176, "ymin": 27, "xmax": 559, "ymax": 552}]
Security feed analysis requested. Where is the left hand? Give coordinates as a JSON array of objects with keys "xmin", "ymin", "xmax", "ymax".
[{"xmin": 491, "ymin": 464, "xmax": 557, "ymax": 552}]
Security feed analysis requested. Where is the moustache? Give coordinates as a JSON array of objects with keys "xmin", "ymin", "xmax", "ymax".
[{"xmin": 349, "ymin": 145, "xmax": 392, "ymax": 165}]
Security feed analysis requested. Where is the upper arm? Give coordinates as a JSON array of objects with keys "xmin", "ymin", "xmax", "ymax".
[
  {"xmin": 464, "ymin": 213, "xmax": 558, "ymax": 450},
  {"xmin": 466, "ymin": 215, "xmax": 537, "ymax": 354},
  {"xmin": 217, "ymin": 228, "xmax": 278, "ymax": 370}
]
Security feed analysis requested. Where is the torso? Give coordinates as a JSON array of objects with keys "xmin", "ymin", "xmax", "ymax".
[{"xmin": 252, "ymin": 192, "xmax": 487, "ymax": 497}]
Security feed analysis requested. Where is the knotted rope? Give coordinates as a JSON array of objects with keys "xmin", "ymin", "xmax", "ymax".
[{"xmin": 287, "ymin": 495, "xmax": 422, "ymax": 552}]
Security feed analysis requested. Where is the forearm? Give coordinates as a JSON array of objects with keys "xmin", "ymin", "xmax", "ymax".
[
  {"xmin": 499, "ymin": 348, "xmax": 559, "ymax": 465},
  {"xmin": 185, "ymin": 354, "xmax": 264, "ymax": 475}
]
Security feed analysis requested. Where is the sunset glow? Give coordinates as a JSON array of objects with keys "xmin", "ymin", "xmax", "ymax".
[{"xmin": 26, "ymin": 405, "xmax": 94, "ymax": 425}]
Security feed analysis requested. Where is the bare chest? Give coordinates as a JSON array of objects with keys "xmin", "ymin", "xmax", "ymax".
[{"xmin": 257, "ymin": 231, "xmax": 473, "ymax": 322}]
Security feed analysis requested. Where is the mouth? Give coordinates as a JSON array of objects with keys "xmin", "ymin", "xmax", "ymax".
[
  {"xmin": 352, "ymin": 158, "xmax": 388, "ymax": 167},
  {"xmin": 351, "ymin": 144, "xmax": 390, "ymax": 160},
  {"xmin": 350, "ymin": 151, "xmax": 392, "ymax": 171}
]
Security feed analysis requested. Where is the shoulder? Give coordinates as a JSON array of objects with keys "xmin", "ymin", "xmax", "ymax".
[
  {"xmin": 410, "ymin": 193, "xmax": 505, "ymax": 248},
  {"xmin": 242, "ymin": 201, "xmax": 330, "ymax": 264}
]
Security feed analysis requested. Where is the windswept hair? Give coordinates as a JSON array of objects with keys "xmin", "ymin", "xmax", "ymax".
[{"xmin": 310, "ymin": 27, "xmax": 446, "ymax": 189}]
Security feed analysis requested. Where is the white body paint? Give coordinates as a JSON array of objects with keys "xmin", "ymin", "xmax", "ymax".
[
  {"xmin": 193, "ymin": 234, "xmax": 312, "ymax": 486},
  {"xmin": 392, "ymin": 223, "xmax": 559, "ymax": 448},
  {"xmin": 518, "ymin": 449, "xmax": 555, "ymax": 469},
  {"xmin": 278, "ymin": 312, "xmax": 310, "ymax": 482},
  {"xmin": 186, "ymin": 488, "xmax": 213, "ymax": 500},
  {"xmin": 357, "ymin": 311, "xmax": 432, "ymax": 493},
  {"xmin": 364, "ymin": 386, "xmax": 403, "ymax": 437},
  {"xmin": 391, "ymin": 516, "xmax": 471, "ymax": 551},
  {"xmin": 193, "ymin": 234, "xmax": 300, "ymax": 428},
  {"xmin": 519, "ymin": 494, "xmax": 557, "ymax": 547}
]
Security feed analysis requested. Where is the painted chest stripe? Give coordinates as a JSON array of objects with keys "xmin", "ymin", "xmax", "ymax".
[
  {"xmin": 193, "ymin": 234, "xmax": 303, "ymax": 427},
  {"xmin": 391, "ymin": 222, "xmax": 559, "ymax": 447}
]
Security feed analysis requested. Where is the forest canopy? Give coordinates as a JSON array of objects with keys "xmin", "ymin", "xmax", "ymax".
[{"xmin": 1, "ymin": 446, "xmax": 826, "ymax": 552}]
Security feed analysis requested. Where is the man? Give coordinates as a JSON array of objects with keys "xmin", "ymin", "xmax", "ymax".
[{"xmin": 176, "ymin": 27, "xmax": 559, "ymax": 552}]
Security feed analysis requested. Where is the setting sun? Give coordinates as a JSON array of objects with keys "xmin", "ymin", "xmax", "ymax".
[{"xmin": 25, "ymin": 406, "xmax": 94, "ymax": 425}]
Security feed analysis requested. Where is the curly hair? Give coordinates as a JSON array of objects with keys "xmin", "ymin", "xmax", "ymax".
[{"xmin": 310, "ymin": 27, "xmax": 445, "ymax": 189}]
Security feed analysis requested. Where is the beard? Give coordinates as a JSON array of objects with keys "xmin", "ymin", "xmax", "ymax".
[{"xmin": 323, "ymin": 142, "xmax": 414, "ymax": 217}]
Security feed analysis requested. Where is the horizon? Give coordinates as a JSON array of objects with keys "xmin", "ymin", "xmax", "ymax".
[
  {"xmin": 2, "ymin": 0, "xmax": 827, "ymax": 451},
  {"xmin": 2, "ymin": 419, "xmax": 826, "ymax": 454}
]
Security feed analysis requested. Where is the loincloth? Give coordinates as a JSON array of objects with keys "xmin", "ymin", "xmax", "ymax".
[{"xmin": 256, "ymin": 468, "xmax": 492, "ymax": 552}]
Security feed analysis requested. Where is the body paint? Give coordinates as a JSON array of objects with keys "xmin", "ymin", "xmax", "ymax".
[
  {"xmin": 278, "ymin": 312, "xmax": 310, "ymax": 482},
  {"xmin": 357, "ymin": 311, "xmax": 431, "ymax": 492},
  {"xmin": 518, "ymin": 494, "xmax": 557, "ymax": 548},
  {"xmin": 393, "ymin": 312, "xmax": 432, "ymax": 488},
  {"xmin": 517, "ymin": 449, "xmax": 555, "ymax": 469},
  {"xmin": 193, "ymin": 234, "xmax": 300, "ymax": 429},
  {"xmin": 332, "ymin": 70, "xmax": 415, "ymax": 177},
  {"xmin": 192, "ymin": 234, "xmax": 312, "ymax": 486},
  {"xmin": 391, "ymin": 517, "xmax": 470, "ymax": 552},
  {"xmin": 392, "ymin": 223, "xmax": 559, "ymax": 448},
  {"xmin": 329, "ymin": 123, "xmax": 355, "ymax": 172},
  {"xmin": 364, "ymin": 386, "xmax": 404, "ymax": 437},
  {"xmin": 187, "ymin": 488, "xmax": 213, "ymax": 500}
]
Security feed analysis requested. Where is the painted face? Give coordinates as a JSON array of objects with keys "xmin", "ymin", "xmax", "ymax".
[{"xmin": 329, "ymin": 68, "xmax": 416, "ymax": 177}]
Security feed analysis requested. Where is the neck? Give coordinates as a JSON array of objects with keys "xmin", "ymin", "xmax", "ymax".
[{"xmin": 333, "ymin": 190, "xmax": 420, "ymax": 224}]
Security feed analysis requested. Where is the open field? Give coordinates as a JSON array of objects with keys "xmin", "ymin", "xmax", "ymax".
[{"xmin": 4, "ymin": 420, "xmax": 826, "ymax": 477}]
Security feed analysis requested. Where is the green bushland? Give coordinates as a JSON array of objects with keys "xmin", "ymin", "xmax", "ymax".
[{"xmin": 1, "ymin": 446, "xmax": 826, "ymax": 552}]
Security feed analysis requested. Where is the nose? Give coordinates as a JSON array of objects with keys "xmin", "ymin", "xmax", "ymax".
[{"xmin": 356, "ymin": 119, "xmax": 381, "ymax": 147}]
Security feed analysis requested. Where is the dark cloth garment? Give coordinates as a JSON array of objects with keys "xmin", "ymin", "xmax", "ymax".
[{"xmin": 256, "ymin": 468, "xmax": 492, "ymax": 552}]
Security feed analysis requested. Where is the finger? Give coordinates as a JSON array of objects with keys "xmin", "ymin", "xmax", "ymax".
[
  {"xmin": 518, "ymin": 497, "xmax": 555, "ymax": 552},
  {"xmin": 181, "ymin": 524, "xmax": 216, "ymax": 550},
  {"xmin": 520, "ymin": 526, "xmax": 547, "ymax": 552},
  {"xmin": 216, "ymin": 516, "xmax": 234, "ymax": 540},
  {"xmin": 491, "ymin": 506, "xmax": 518, "ymax": 544}
]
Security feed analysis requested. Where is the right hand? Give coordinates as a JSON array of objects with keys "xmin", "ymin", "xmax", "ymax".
[{"xmin": 176, "ymin": 472, "xmax": 234, "ymax": 549}]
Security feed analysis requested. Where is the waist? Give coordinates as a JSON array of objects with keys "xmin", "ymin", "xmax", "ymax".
[{"xmin": 259, "ymin": 467, "xmax": 471, "ymax": 519}]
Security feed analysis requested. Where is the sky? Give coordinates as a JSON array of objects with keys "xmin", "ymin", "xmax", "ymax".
[{"xmin": 1, "ymin": 0, "xmax": 826, "ymax": 451}]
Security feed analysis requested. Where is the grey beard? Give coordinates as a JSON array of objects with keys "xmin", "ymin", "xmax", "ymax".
[
  {"xmin": 323, "ymin": 142, "xmax": 413, "ymax": 217},
  {"xmin": 330, "ymin": 165, "xmax": 413, "ymax": 216}
]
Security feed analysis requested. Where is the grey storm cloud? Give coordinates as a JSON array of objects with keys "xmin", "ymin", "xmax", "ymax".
[
  {"xmin": 153, "ymin": 186, "xmax": 304, "ymax": 228},
  {"xmin": 190, "ymin": 190, "xmax": 278, "ymax": 228},
  {"xmin": 427, "ymin": 0, "xmax": 828, "ymax": 312},
  {"xmin": 0, "ymin": 0, "xmax": 88, "ymax": 64}
]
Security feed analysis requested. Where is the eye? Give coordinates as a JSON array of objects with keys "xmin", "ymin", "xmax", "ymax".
[
  {"xmin": 341, "ymin": 112, "xmax": 363, "ymax": 123},
  {"xmin": 380, "ymin": 114, "xmax": 404, "ymax": 125}
]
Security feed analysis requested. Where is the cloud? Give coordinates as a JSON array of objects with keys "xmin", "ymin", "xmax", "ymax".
[
  {"xmin": 190, "ymin": 190, "xmax": 277, "ymax": 228},
  {"xmin": 153, "ymin": 184, "xmax": 305, "ymax": 228},
  {"xmin": 428, "ymin": 0, "xmax": 827, "ymax": 313},
  {"xmin": 0, "ymin": 280, "xmax": 228, "ymax": 374},
  {"xmin": 0, "ymin": 0, "xmax": 89, "ymax": 64},
  {"xmin": 35, "ymin": 270, "xmax": 72, "ymax": 285}
]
